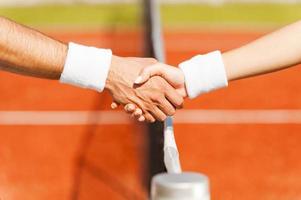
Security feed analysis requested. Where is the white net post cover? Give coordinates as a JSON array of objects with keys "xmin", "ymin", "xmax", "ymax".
[{"xmin": 151, "ymin": 172, "xmax": 210, "ymax": 200}]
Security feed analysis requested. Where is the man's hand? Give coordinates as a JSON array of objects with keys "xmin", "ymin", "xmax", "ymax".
[
  {"xmin": 106, "ymin": 56, "xmax": 184, "ymax": 122},
  {"xmin": 135, "ymin": 63, "xmax": 187, "ymax": 97},
  {"xmin": 111, "ymin": 62, "xmax": 187, "ymax": 122}
]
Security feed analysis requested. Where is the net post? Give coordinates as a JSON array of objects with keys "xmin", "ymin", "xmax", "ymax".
[{"xmin": 142, "ymin": 0, "xmax": 167, "ymax": 191}]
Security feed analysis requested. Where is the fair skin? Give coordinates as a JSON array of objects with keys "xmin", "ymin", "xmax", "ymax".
[
  {"xmin": 122, "ymin": 20, "xmax": 301, "ymax": 121},
  {"xmin": 0, "ymin": 17, "xmax": 184, "ymax": 122}
]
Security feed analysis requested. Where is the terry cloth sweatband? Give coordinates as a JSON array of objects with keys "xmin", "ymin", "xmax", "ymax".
[
  {"xmin": 60, "ymin": 42, "xmax": 112, "ymax": 92},
  {"xmin": 179, "ymin": 51, "xmax": 228, "ymax": 99}
]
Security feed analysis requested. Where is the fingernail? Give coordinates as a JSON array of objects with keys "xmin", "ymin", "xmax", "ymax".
[
  {"xmin": 138, "ymin": 116, "xmax": 145, "ymax": 122},
  {"xmin": 134, "ymin": 76, "xmax": 143, "ymax": 84},
  {"xmin": 111, "ymin": 103, "xmax": 117, "ymax": 109},
  {"xmin": 135, "ymin": 109, "xmax": 142, "ymax": 116},
  {"xmin": 128, "ymin": 104, "xmax": 135, "ymax": 111}
]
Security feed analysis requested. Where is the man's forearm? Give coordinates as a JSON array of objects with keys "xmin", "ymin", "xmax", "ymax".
[
  {"xmin": 0, "ymin": 17, "xmax": 67, "ymax": 79},
  {"xmin": 223, "ymin": 20, "xmax": 301, "ymax": 81}
]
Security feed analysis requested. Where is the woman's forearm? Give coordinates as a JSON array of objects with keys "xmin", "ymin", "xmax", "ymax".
[
  {"xmin": 0, "ymin": 17, "xmax": 67, "ymax": 79},
  {"xmin": 223, "ymin": 20, "xmax": 301, "ymax": 81}
]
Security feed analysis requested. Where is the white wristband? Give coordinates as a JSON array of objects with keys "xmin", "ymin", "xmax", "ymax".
[
  {"xmin": 60, "ymin": 42, "xmax": 112, "ymax": 92},
  {"xmin": 179, "ymin": 51, "xmax": 228, "ymax": 99}
]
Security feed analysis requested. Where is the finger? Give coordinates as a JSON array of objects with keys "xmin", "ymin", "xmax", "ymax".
[
  {"xmin": 111, "ymin": 102, "xmax": 120, "ymax": 109},
  {"xmin": 124, "ymin": 104, "xmax": 136, "ymax": 113},
  {"xmin": 149, "ymin": 92, "xmax": 176, "ymax": 116},
  {"xmin": 157, "ymin": 98, "xmax": 176, "ymax": 116},
  {"xmin": 148, "ymin": 105, "xmax": 167, "ymax": 122},
  {"xmin": 131, "ymin": 109, "xmax": 143, "ymax": 120},
  {"xmin": 127, "ymin": 95, "xmax": 159, "ymax": 123},
  {"xmin": 133, "ymin": 108, "xmax": 143, "ymax": 117},
  {"xmin": 138, "ymin": 116, "xmax": 145, "ymax": 122},
  {"xmin": 127, "ymin": 97, "xmax": 156, "ymax": 123},
  {"xmin": 144, "ymin": 112, "xmax": 156, "ymax": 123},
  {"xmin": 164, "ymin": 84, "xmax": 184, "ymax": 109}
]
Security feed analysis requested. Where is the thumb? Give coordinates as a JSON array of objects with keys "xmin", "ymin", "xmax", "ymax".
[
  {"xmin": 134, "ymin": 63, "xmax": 184, "ymax": 87},
  {"xmin": 134, "ymin": 66, "xmax": 155, "ymax": 84},
  {"xmin": 135, "ymin": 64, "xmax": 170, "ymax": 85}
]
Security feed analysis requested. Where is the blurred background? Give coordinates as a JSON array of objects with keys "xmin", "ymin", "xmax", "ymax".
[{"xmin": 1, "ymin": 0, "xmax": 301, "ymax": 199}]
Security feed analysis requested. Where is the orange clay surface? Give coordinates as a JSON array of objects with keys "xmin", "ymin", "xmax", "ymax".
[{"xmin": 1, "ymin": 30, "xmax": 301, "ymax": 200}]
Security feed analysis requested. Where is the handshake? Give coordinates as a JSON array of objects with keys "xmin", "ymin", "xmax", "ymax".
[
  {"xmin": 1, "ymin": 16, "xmax": 297, "ymax": 120},
  {"xmin": 61, "ymin": 43, "xmax": 228, "ymax": 123}
]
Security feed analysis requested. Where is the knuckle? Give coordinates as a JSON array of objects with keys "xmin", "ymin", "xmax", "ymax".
[
  {"xmin": 159, "ymin": 115, "xmax": 167, "ymax": 121},
  {"xmin": 154, "ymin": 111, "xmax": 167, "ymax": 121},
  {"xmin": 161, "ymin": 103, "xmax": 176, "ymax": 116},
  {"xmin": 143, "ymin": 103, "xmax": 153, "ymax": 111},
  {"xmin": 167, "ymin": 108, "xmax": 176, "ymax": 116},
  {"xmin": 175, "ymin": 97, "xmax": 184, "ymax": 107},
  {"xmin": 144, "ymin": 110, "xmax": 153, "ymax": 119},
  {"xmin": 179, "ymin": 99, "xmax": 184, "ymax": 106}
]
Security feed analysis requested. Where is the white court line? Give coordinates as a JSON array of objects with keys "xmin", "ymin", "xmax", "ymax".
[
  {"xmin": 1, "ymin": 110, "xmax": 301, "ymax": 125},
  {"xmin": 175, "ymin": 110, "xmax": 301, "ymax": 124},
  {"xmin": 0, "ymin": 111, "xmax": 130, "ymax": 125}
]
